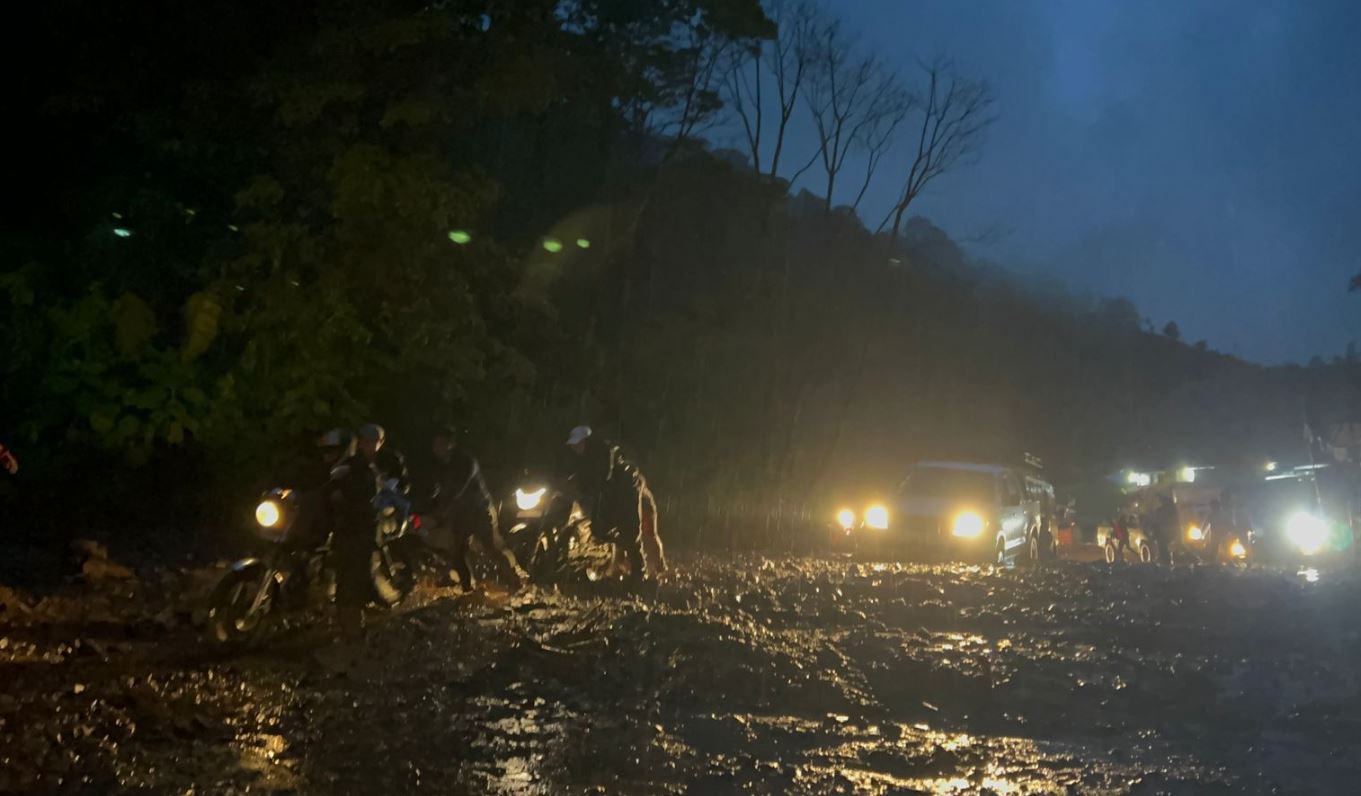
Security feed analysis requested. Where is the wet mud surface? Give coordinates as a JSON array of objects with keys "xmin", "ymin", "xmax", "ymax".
[{"xmin": 3, "ymin": 553, "xmax": 1360, "ymax": 794}]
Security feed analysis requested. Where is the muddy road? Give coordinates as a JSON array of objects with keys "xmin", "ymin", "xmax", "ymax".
[{"xmin": 3, "ymin": 554, "xmax": 1360, "ymax": 794}]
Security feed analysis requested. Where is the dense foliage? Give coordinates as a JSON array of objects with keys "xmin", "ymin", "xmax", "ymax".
[{"xmin": 4, "ymin": 0, "xmax": 1359, "ymax": 553}]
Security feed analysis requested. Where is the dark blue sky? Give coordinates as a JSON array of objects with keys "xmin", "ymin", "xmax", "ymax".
[{"xmin": 724, "ymin": 1, "xmax": 1361, "ymax": 363}]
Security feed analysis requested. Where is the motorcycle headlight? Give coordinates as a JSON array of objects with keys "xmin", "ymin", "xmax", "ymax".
[
  {"xmin": 1187, "ymin": 525, "xmax": 1204, "ymax": 542},
  {"xmin": 1286, "ymin": 511, "xmax": 1328, "ymax": 555},
  {"xmin": 865, "ymin": 504, "xmax": 889, "ymax": 530},
  {"xmin": 515, "ymin": 487, "xmax": 547, "ymax": 511},
  {"xmin": 836, "ymin": 508, "xmax": 856, "ymax": 531},
  {"xmin": 1229, "ymin": 539, "xmax": 1247, "ymax": 559},
  {"xmin": 952, "ymin": 511, "xmax": 985, "ymax": 538},
  {"xmin": 255, "ymin": 499, "xmax": 282, "ymax": 529}
]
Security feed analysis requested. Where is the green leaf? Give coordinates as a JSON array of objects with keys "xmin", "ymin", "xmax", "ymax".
[
  {"xmin": 111, "ymin": 292, "xmax": 157, "ymax": 357},
  {"xmin": 90, "ymin": 411, "xmax": 116, "ymax": 434},
  {"xmin": 181, "ymin": 290, "xmax": 223, "ymax": 362}
]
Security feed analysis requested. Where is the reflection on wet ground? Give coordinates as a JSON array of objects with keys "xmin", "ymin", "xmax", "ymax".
[{"xmin": 4, "ymin": 555, "xmax": 1361, "ymax": 793}]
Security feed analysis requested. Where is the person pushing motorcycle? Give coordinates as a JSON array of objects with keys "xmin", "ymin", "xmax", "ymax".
[
  {"xmin": 564, "ymin": 426, "xmax": 666, "ymax": 583},
  {"xmin": 429, "ymin": 427, "xmax": 525, "ymax": 591}
]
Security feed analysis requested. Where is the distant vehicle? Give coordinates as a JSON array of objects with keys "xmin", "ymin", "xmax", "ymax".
[
  {"xmin": 1241, "ymin": 466, "xmax": 1357, "ymax": 563},
  {"xmin": 836, "ymin": 461, "xmax": 1048, "ymax": 563},
  {"xmin": 1098, "ymin": 480, "xmax": 1252, "ymax": 566}
]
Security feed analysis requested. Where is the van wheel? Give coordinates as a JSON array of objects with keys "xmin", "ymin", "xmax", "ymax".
[
  {"xmin": 1139, "ymin": 542, "xmax": 1153, "ymax": 564},
  {"xmin": 996, "ymin": 539, "xmax": 1008, "ymax": 565},
  {"xmin": 1104, "ymin": 541, "xmax": 1118, "ymax": 564}
]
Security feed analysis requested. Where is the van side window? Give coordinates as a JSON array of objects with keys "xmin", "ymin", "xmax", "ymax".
[{"xmin": 1001, "ymin": 474, "xmax": 1022, "ymax": 506}]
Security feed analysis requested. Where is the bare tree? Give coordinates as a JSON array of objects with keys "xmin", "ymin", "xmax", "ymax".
[
  {"xmin": 879, "ymin": 59, "xmax": 995, "ymax": 237},
  {"xmin": 804, "ymin": 19, "xmax": 899, "ymax": 214},
  {"xmin": 849, "ymin": 76, "xmax": 911, "ymax": 212},
  {"xmin": 724, "ymin": 0, "xmax": 818, "ymax": 178},
  {"xmin": 661, "ymin": 28, "xmax": 738, "ymax": 161}
]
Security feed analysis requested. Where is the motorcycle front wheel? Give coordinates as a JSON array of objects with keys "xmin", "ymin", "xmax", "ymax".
[
  {"xmin": 207, "ymin": 564, "xmax": 276, "ymax": 647},
  {"xmin": 370, "ymin": 546, "xmax": 415, "ymax": 608}
]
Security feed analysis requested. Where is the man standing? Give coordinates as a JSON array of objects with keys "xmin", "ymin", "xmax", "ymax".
[
  {"xmin": 430, "ymin": 428, "xmax": 524, "ymax": 591},
  {"xmin": 565, "ymin": 426, "xmax": 666, "ymax": 583},
  {"xmin": 317, "ymin": 429, "xmax": 379, "ymax": 635}
]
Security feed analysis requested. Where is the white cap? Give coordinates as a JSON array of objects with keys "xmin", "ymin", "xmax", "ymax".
[{"xmin": 566, "ymin": 425, "xmax": 592, "ymax": 446}]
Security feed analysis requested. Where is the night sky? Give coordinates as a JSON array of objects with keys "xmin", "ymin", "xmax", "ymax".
[{"xmin": 748, "ymin": 1, "xmax": 1361, "ymax": 364}]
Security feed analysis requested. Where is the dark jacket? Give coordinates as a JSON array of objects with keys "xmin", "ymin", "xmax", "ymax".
[
  {"xmin": 432, "ymin": 447, "xmax": 493, "ymax": 522},
  {"xmin": 368, "ymin": 447, "xmax": 410, "ymax": 494},
  {"xmin": 569, "ymin": 438, "xmax": 645, "ymax": 531}
]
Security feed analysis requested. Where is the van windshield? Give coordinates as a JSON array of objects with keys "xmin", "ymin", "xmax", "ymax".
[{"xmin": 899, "ymin": 468, "xmax": 995, "ymax": 501}]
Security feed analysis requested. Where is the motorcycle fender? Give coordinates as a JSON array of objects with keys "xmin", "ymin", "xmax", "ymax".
[{"xmin": 229, "ymin": 558, "xmax": 285, "ymax": 586}]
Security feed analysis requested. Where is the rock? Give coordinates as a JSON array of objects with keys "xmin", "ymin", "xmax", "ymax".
[{"xmin": 81, "ymin": 557, "xmax": 135, "ymax": 582}]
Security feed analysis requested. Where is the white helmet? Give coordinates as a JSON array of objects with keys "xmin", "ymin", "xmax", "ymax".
[{"xmin": 565, "ymin": 425, "xmax": 592, "ymax": 446}]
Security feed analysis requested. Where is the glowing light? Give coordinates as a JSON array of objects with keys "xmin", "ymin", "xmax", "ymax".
[
  {"xmin": 1229, "ymin": 540, "xmax": 1247, "ymax": 558},
  {"xmin": 1265, "ymin": 461, "xmax": 1278, "ymax": 472},
  {"xmin": 1126, "ymin": 471, "xmax": 1151, "ymax": 487},
  {"xmin": 1286, "ymin": 511, "xmax": 1328, "ymax": 555},
  {"xmin": 515, "ymin": 487, "xmax": 546, "ymax": 511},
  {"xmin": 255, "ymin": 500, "xmax": 281, "ymax": 528},
  {"xmin": 1302, "ymin": 567, "xmax": 1320, "ymax": 583},
  {"xmin": 448, "ymin": 230, "xmax": 472, "ymax": 245},
  {"xmin": 542, "ymin": 237, "xmax": 563, "ymax": 253},
  {"xmin": 865, "ymin": 504, "xmax": 889, "ymax": 530},
  {"xmin": 112, "ymin": 227, "xmax": 132, "ymax": 238},
  {"xmin": 575, "ymin": 238, "xmax": 591, "ymax": 249},
  {"xmin": 952, "ymin": 511, "xmax": 985, "ymax": 538},
  {"xmin": 836, "ymin": 508, "xmax": 856, "ymax": 530},
  {"xmin": 1187, "ymin": 525, "xmax": 1204, "ymax": 542},
  {"xmin": 1179, "ymin": 466, "xmax": 1196, "ymax": 483}
]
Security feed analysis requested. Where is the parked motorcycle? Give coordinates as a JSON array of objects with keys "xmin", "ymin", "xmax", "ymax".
[{"xmin": 207, "ymin": 480, "xmax": 419, "ymax": 647}]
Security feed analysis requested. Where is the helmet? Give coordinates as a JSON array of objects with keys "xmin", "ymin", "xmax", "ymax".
[
  {"xmin": 358, "ymin": 423, "xmax": 386, "ymax": 442},
  {"xmin": 432, "ymin": 425, "xmax": 465, "ymax": 441},
  {"xmin": 566, "ymin": 425, "xmax": 592, "ymax": 446},
  {"xmin": 317, "ymin": 428, "xmax": 355, "ymax": 455}
]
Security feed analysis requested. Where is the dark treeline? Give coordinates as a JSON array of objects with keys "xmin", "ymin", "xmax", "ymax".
[{"xmin": 3, "ymin": 0, "xmax": 1360, "ymax": 559}]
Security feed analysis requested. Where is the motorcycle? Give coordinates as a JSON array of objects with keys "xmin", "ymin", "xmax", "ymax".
[
  {"xmin": 502, "ymin": 482, "xmax": 590, "ymax": 585},
  {"xmin": 207, "ymin": 480, "xmax": 420, "ymax": 647}
]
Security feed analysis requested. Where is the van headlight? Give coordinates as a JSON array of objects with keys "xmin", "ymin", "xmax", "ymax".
[
  {"xmin": 865, "ymin": 504, "xmax": 889, "ymax": 530},
  {"xmin": 952, "ymin": 511, "xmax": 984, "ymax": 538},
  {"xmin": 1286, "ymin": 511, "xmax": 1328, "ymax": 555},
  {"xmin": 1229, "ymin": 539, "xmax": 1247, "ymax": 559},
  {"xmin": 836, "ymin": 508, "xmax": 856, "ymax": 530},
  {"xmin": 1187, "ymin": 525, "xmax": 1204, "ymax": 542},
  {"xmin": 255, "ymin": 499, "xmax": 282, "ymax": 528},
  {"xmin": 515, "ymin": 487, "xmax": 547, "ymax": 511}
]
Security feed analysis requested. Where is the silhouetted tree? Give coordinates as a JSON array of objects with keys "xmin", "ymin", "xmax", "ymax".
[
  {"xmin": 804, "ymin": 18, "xmax": 901, "ymax": 214},
  {"xmin": 880, "ymin": 59, "xmax": 994, "ymax": 238},
  {"xmin": 1163, "ymin": 321, "xmax": 1181, "ymax": 341},
  {"xmin": 724, "ymin": 0, "xmax": 817, "ymax": 178}
]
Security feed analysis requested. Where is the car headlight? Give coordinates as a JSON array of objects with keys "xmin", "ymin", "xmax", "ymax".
[
  {"xmin": 836, "ymin": 508, "xmax": 856, "ymax": 531},
  {"xmin": 865, "ymin": 504, "xmax": 889, "ymax": 530},
  {"xmin": 255, "ymin": 499, "xmax": 282, "ymax": 528},
  {"xmin": 1229, "ymin": 539, "xmax": 1247, "ymax": 558},
  {"xmin": 515, "ymin": 487, "xmax": 547, "ymax": 511},
  {"xmin": 1187, "ymin": 525, "xmax": 1204, "ymax": 542},
  {"xmin": 1286, "ymin": 511, "xmax": 1328, "ymax": 555},
  {"xmin": 952, "ymin": 511, "xmax": 984, "ymax": 538}
]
